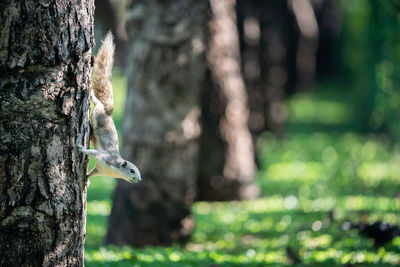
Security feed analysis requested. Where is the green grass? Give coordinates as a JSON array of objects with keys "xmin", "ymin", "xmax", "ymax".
[{"xmin": 85, "ymin": 75, "xmax": 400, "ymax": 266}]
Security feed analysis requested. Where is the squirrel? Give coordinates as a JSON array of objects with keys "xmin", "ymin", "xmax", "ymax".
[{"xmin": 77, "ymin": 32, "xmax": 141, "ymax": 183}]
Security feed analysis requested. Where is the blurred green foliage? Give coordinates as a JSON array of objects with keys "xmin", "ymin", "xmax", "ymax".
[
  {"xmin": 84, "ymin": 69, "xmax": 400, "ymax": 266},
  {"xmin": 339, "ymin": 0, "xmax": 400, "ymax": 138}
]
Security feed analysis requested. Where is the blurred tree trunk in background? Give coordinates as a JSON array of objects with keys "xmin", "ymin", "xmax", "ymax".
[
  {"xmin": 289, "ymin": 0, "xmax": 319, "ymax": 92},
  {"xmin": 106, "ymin": 0, "xmax": 207, "ymax": 246},
  {"xmin": 197, "ymin": 0, "xmax": 257, "ymax": 201},
  {"xmin": 236, "ymin": 0, "xmax": 264, "ymax": 139},
  {"xmin": 236, "ymin": 0, "xmax": 339, "ymax": 139},
  {"xmin": 95, "ymin": 0, "xmax": 128, "ymax": 66},
  {"xmin": 236, "ymin": 0, "xmax": 295, "ymax": 137},
  {"xmin": 314, "ymin": 0, "xmax": 342, "ymax": 79},
  {"xmin": 0, "ymin": 0, "xmax": 93, "ymax": 265},
  {"xmin": 289, "ymin": 0, "xmax": 342, "ymax": 91},
  {"xmin": 258, "ymin": 0, "xmax": 294, "ymax": 136}
]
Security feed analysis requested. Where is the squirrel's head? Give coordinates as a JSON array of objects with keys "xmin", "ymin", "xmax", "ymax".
[{"xmin": 119, "ymin": 160, "xmax": 141, "ymax": 183}]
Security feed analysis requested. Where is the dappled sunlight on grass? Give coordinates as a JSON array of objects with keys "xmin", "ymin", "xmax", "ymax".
[
  {"xmin": 85, "ymin": 246, "xmax": 291, "ymax": 266},
  {"xmin": 257, "ymin": 131, "xmax": 400, "ymax": 198},
  {"xmin": 264, "ymin": 161, "xmax": 323, "ymax": 182},
  {"xmin": 87, "ymin": 200, "xmax": 112, "ymax": 216},
  {"xmin": 86, "ymin": 176, "xmax": 116, "ymax": 248},
  {"xmin": 288, "ymin": 94, "xmax": 353, "ymax": 125},
  {"xmin": 84, "ymin": 192, "xmax": 400, "ymax": 266},
  {"xmin": 358, "ymin": 162, "xmax": 400, "ymax": 185}
]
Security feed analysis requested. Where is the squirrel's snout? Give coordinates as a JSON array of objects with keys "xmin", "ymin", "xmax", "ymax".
[
  {"xmin": 134, "ymin": 170, "xmax": 141, "ymax": 182},
  {"xmin": 126, "ymin": 174, "xmax": 141, "ymax": 183}
]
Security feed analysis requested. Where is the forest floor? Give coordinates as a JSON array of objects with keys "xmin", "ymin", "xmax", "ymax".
[{"xmin": 84, "ymin": 73, "xmax": 400, "ymax": 266}]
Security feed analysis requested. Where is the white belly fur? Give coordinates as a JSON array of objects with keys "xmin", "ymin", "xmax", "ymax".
[{"xmin": 96, "ymin": 161, "xmax": 124, "ymax": 178}]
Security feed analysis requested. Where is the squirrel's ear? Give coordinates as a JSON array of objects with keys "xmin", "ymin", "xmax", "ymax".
[{"xmin": 122, "ymin": 161, "xmax": 127, "ymax": 167}]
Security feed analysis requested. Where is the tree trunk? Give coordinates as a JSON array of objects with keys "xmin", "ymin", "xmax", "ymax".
[
  {"xmin": 236, "ymin": 0, "xmax": 264, "ymax": 138},
  {"xmin": 258, "ymin": 0, "xmax": 293, "ymax": 136},
  {"xmin": 315, "ymin": 0, "xmax": 341, "ymax": 78},
  {"xmin": 0, "ymin": 1, "xmax": 93, "ymax": 266},
  {"xmin": 197, "ymin": 0, "xmax": 258, "ymax": 201},
  {"xmin": 289, "ymin": 0, "xmax": 320, "ymax": 91},
  {"xmin": 106, "ymin": 0, "xmax": 207, "ymax": 247},
  {"xmin": 94, "ymin": 0, "xmax": 127, "ymax": 67},
  {"xmin": 236, "ymin": 0, "xmax": 296, "ymax": 137}
]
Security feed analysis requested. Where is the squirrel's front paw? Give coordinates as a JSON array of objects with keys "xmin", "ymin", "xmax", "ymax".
[{"xmin": 76, "ymin": 144, "xmax": 85, "ymax": 151}]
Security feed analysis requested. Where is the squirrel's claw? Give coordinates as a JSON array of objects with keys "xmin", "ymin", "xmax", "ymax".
[{"xmin": 76, "ymin": 144, "xmax": 85, "ymax": 151}]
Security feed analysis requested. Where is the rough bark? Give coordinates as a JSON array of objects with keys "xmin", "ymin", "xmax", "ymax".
[
  {"xmin": 106, "ymin": 0, "xmax": 207, "ymax": 247},
  {"xmin": 197, "ymin": 0, "xmax": 258, "ymax": 201},
  {"xmin": 0, "ymin": 0, "xmax": 93, "ymax": 266}
]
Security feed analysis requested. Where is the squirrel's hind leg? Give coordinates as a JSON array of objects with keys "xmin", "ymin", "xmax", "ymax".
[
  {"xmin": 88, "ymin": 167, "xmax": 101, "ymax": 178},
  {"xmin": 90, "ymin": 90, "xmax": 102, "ymax": 106}
]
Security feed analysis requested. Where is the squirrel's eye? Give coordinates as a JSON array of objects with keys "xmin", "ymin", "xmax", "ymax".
[
  {"xmin": 122, "ymin": 161, "xmax": 127, "ymax": 167},
  {"xmin": 130, "ymin": 169, "xmax": 135, "ymax": 174}
]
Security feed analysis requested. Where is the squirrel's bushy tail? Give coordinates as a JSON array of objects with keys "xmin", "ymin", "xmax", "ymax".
[{"xmin": 93, "ymin": 32, "xmax": 115, "ymax": 115}]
